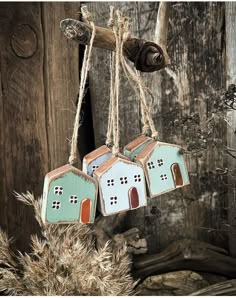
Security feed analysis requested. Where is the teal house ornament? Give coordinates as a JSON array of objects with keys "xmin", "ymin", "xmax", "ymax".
[
  {"xmin": 93, "ymin": 156, "xmax": 147, "ymax": 216},
  {"xmin": 41, "ymin": 164, "xmax": 98, "ymax": 224},
  {"xmin": 123, "ymin": 135, "xmax": 153, "ymax": 161},
  {"xmin": 135, "ymin": 141, "xmax": 190, "ymax": 198}
]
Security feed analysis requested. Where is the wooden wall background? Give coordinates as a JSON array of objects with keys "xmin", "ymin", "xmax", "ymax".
[
  {"xmin": 0, "ymin": 2, "xmax": 235, "ymax": 255},
  {"xmin": 0, "ymin": 2, "xmax": 81, "ymax": 251}
]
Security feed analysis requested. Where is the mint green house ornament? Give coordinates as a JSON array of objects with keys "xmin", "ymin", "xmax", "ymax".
[
  {"xmin": 41, "ymin": 164, "xmax": 98, "ymax": 224},
  {"xmin": 135, "ymin": 141, "xmax": 190, "ymax": 198}
]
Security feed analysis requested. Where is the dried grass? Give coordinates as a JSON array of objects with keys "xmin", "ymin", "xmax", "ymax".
[{"xmin": 0, "ymin": 192, "xmax": 136, "ymax": 295}]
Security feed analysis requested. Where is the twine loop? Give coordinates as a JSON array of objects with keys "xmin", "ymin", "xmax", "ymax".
[
  {"xmin": 106, "ymin": 7, "xmax": 159, "ymax": 156},
  {"xmin": 69, "ymin": 6, "xmax": 96, "ymax": 165}
]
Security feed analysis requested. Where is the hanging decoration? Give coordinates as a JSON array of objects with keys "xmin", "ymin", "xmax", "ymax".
[
  {"xmin": 119, "ymin": 10, "xmax": 190, "ymax": 198},
  {"xmin": 93, "ymin": 8, "xmax": 147, "ymax": 216},
  {"xmin": 41, "ymin": 7, "xmax": 98, "ymax": 224}
]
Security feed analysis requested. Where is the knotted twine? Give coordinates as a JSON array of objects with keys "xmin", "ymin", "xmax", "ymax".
[
  {"xmin": 69, "ymin": 6, "xmax": 96, "ymax": 165},
  {"xmin": 105, "ymin": 7, "xmax": 159, "ymax": 153}
]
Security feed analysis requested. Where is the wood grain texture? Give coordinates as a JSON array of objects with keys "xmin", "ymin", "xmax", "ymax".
[
  {"xmin": 0, "ymin": 3, "xmax": 80, "ymax": 251},
  {"xmin": 0, "ymin": 3, "xmax": 48, "ymax": 251},
  {"xmin": 86, "ymin": 2, "xmax": 227, "ymax": 253},
  {"xmin": 226, "ymin": 3, "xmax": 236, "ymax": 256},
  {"xmin": 42, "ymin": 2, "xmax": 81, "ymax": 169}
]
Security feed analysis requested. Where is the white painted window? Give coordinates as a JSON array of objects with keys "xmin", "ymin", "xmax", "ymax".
[
  {"xmin": 52, "ymin": 201, "xmax": 61, "ymax": 209},
  {"xmin": 147, "ymin": 161, "xmax": 155, "ymax": 169},
  {"xmin": 92, "ymin": 165, "xmax": 99, "ymax": 172},
  {"xmin": 69, "ymin": 195, "xmax": 78, "ymax": 203},
  {"xmin": 160, "ymin": 174, "xmax": 167, "ymax": 181},
  {"xmin": 54, "ymin": 186, "xmax": 63, "ymax": 195},
  {"xmin": 134, "ymin": 174, "xmax": 141, "ymax": 182},
  {"xmin": 120, "ymin": 177, "xmax": 128, "ymax": 184},
  {"xmin": 110, "ymin": 196, "xmax": 118, "ymax": 205},
  {"xmin": 107, "ymin": 179, "xmax": 114, "ymax": 186}
]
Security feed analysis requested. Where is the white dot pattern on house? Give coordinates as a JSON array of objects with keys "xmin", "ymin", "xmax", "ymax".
[
  {"xmin": 54, "ymin": 186, "xmax": 63, "ymax": 195},
  {"xmin": 134, "ymin": 174, "xmax": 141, "ymax": 182},
  {"xmin": 107, "ymin": 179, "xmax": 114, "ymax": 186},
  {"xmin": 157, "ymin": 159, "xmax": 164, "ymax": 166},
  {"xmin": 147, "ymin": 161, "xmax": 155, "ymax": 169},
  {"xmin": 120, "ymin": 177, "xmax": 128, "ymax": 184},
  {"xmin": 160, "ymin": 174, "xmax": 168, "ymax": 180},
  {"xmin": 69, "ymin": 195, "xmax": 78, "ymax": 203},
  {"xmin": 110, "ymin": 196, "xmax": 118, "ymax": 205},
  {"xmin": 52, "ymin": 201, "xmax": 61, "ymax": 209}
]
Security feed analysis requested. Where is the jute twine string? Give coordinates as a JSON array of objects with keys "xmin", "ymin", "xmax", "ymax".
[
  {"xmin": 106, "ymin": 7, "xmax": 159, "ymax": 144},
  {"xmin": 112, "ymin": 10, "xmax": 122, "ymax": 155},
  {"xmin": 106, "ymin": 7, "xmax": 115, "ymax": 148},
  {"xmin": 120, "ymin": 35, "xmax": 159, "ymax": 139},
  {"xmin": 69, "ymin": 6, "xmax": 96, "ymax": 165}
]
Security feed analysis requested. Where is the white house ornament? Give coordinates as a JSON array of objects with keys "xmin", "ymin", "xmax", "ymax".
[
  {"xmin": 82, "ymin": 145, "xmax": 112, "ymax": 176},
  {"xmin": 135, "ymin": 141, "xmax": 190, "ymax": 198},
  {"xmin": 123, "ymin": 135, "xmax": 153, "ymax": 161},
  {"xmin": 93, "ymin": 155, "xmax": 147, "ymax": 216},
  {"xmin": 42, "ymin": 164, "xmax": 98, "ymax": 224}
]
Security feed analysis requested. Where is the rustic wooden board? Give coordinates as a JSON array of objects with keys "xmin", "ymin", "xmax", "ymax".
[
  {"xmin": 42, "ymin": 2, "xmax": 81, "ymax": 169},
  {"xmin": 225, "ymin": 2, "xmax": 236, "ymax": 256},
  {"xmin": 0, "ymin": 3, "xmax": 48, "ymax": 251},
  {"xmin": 86, "ymin": 2, "xmax": 227, "ymax": 253},
  {"xmin": 0, "ymin": 3, "xmax": 80, "ymax": 251}
]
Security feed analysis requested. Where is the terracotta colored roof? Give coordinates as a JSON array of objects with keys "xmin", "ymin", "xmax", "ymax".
[
  {"xmin": 124, "ymin": 135, "xmax": 152, "ymax": 151},
  {"xmin": 83, "ymin": 145, "xmax": 111, "ymax": 165},
  {"xmin": 136, "ymin": 141, "xmax": 182, "ymax": 161},
  {"xmin": 46, "ymin": 164, "xmax": 95, "ymax": 183},
  {"xmin": 94, "ymin": 155, "xmax": 139, "ymax": 178}
]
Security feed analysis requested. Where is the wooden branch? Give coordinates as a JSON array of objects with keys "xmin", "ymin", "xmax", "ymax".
[
  {"xmin": 154, "ymin": 2, "xmax": 170, "ymax": 67},
  {"xmin": 133, "ymin": 239, "xmax": 236, "ymax": 281},
  {"xmin": 189, "ymin": 279, "xmax": 236, "ymax": 296},
  {"xmin": 60, "ymin": 17, "xmax": 170, "ymax": 73}
]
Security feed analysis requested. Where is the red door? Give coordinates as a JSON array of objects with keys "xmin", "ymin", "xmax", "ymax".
[
  {"xmin": 129, "ymin": 187, "xmax": 139, "ymax": 209},
  {"xmin": 80, "ymin": 199, "xmax": 91, "ymax": 223},
  {"xmin": 171, "ymin": 163, "xmax": 183, "ymax": 187}
]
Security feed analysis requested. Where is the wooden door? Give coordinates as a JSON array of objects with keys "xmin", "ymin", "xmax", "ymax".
[
  {"xmin": 80, "ymin": 199, "xmax": 91, "ymax": 223},
  {"xmin": 171, "ymin": 163, "xmax": 183, "ymax": 187},
  {"xmin": 129, "ymin": 187, "xmax": 140, "ymax": 209}
]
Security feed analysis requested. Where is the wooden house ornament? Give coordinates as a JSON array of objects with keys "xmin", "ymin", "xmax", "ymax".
[
  {"xmin": 135, "ymin": 142, "xmax": 190, "ymax": 198},
  {"xmin": 82, "ymin": 145, "xmax": 112, "ymax": 176},
  {"xmin": 41, "ymin": 165, "xmax": 98, "ymax": 224},
  {"xmin": 93, "ymin": 156, "xmax": 147, "ymax": 216},
  {"xmin": 123, "ymin": 135, "xmax": 153, "ymax": 161}
]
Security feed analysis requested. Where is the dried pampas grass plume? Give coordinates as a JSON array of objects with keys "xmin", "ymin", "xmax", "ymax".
[{"xmin": 0, "ymin": 192, "xmax": 136, "ymax": 295}]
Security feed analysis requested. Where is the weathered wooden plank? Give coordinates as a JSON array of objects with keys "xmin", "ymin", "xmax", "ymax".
[
  {"xmin": 0, "ymin": 3, "xmax": 81, "ymax": 252},
  {"xmin": 225, "ymin": 2, "xmax": 236, "ymax": 256},
  {"xmin": 87, "ymin": 2, "xmax": 227, "ymax": 253},
  {"xmin": 0, "ymin": 3, "xmax": 48, "ymax": 251},
  {"xmin": 42, "ymin": 2, "xmax": 81, "ymax": 169}
]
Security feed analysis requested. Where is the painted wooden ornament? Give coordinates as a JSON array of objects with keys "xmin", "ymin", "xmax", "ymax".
[
  {"xmin": 93, "ymin": 156, "xmax": 147, "ymax": 216},
  {"xmin": 135, "ymin": 142, "xmax": 190, "ymax": 198},
  {"xmin": 123, "ymin": 135, "xmax": 153, "ymax": 161},
  {"xmin": 82, "ymin": 145, "xmax": 112, "ymax": 176},
  {"xmin": 41, "ymin": 164, "xmax": 98, "ymax": 224}
]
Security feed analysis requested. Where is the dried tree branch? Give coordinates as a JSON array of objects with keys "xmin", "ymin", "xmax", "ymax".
[
  {"xmin": 133, "ymin": 239, "xmax": 236, "ymax": 281},
  {"xmin": 189, "ymin": 279, "xmax": 236, "ymax": 296},
  {"xmin": 60, "ymin": 5, "xmax": 171, "ymax": 73}
]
